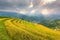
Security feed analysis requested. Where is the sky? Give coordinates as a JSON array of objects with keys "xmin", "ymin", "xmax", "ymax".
[{"xmin": 0, "ymin": 0, "xmax": 60, "ymax": 16}]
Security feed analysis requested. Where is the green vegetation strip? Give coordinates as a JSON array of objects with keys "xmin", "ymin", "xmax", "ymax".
[{"xmin": 0, "ymin": 18, "xmax": 12, "ymax": 40}]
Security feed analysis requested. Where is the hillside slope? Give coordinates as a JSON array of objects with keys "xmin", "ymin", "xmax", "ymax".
[
  {"xmin": 0, "ymin": 17, "xmax": 60, "ymax": 40},
  {"xmin": 41, "ymin": 20, "xmax": 60, "ymax": 30}
]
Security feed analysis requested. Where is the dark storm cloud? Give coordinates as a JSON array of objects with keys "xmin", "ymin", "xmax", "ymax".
[
  {"xmin": 0, "ymin": 0, "xmax": 31, "ymax": 10},
  {"xmin": 0, "ymin": 0, "xmax": 13, "ymax": 9}
]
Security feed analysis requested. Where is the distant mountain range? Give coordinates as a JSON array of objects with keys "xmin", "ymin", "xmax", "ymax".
[
  {"xmin": 0, "ymin": 11, "xmax": 60, "ymax": 22},
  {"xmin": 0, "ymin": 11, "xmax": 46, "ymax": 23},
  {"xmin": 0, "ymin": 11, "xmax": 60, "ymax": 29}
]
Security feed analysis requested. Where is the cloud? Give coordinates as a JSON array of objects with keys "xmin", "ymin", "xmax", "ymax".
[
  {"xmin": 41, "ymin": 8, "xmax": 56, "ymax": 15},
  {"xmin": 42, "ymin": 0, "xmax": 56, "ymax": 5},
  {"xmin": 18, "ymin": 9, "xmax": 28, "ymax": 14},
  {"xmin": 0, "ymin": 0, "xmax": 60, "ymax": 16},
  {"xmin": 28, "ymin": 2, "xmax": 33, "ymax": 8},
  {"xmin": 30, "ymin": 9, "xmax": 36, "ymax": 14},
  {"xmin": 0, "ymin": 9, "xmax": 17, "ymax": 12}
]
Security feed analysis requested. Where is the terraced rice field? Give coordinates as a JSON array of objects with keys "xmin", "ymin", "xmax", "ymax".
[{"xmin": 0, "ymin": 17, "xmax": 60, "ymax": 40}]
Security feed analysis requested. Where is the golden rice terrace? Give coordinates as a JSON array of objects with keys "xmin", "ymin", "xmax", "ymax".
[{"xmin": 0, "ymin": 17, "xmax": 60, "ymax": 40}]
